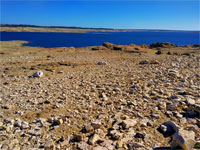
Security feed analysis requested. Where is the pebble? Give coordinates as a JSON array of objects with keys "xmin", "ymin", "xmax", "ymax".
[
  {"xmin": 32, "ymin": 71, "xmax": 43, "ymax": 78},
  {"xmin": 44, "ymin": 140, "xmax": 55, "ymax": 150},
  {"xmin": 109, "ymin": 130, "xmax": 123, "ymax": 140},
  {"xmin": 121, "ymin": 118, "xmax": 137, "ymax": 129},
  {"xmin": 139, "ymin": 60, "xmax": 149, "ymax": 64},
  {"xmin": 83, "ymin": 124, "xmax": 94, "ymax": 133},
  {"xmin": 97, "ymin": 62, "xmax": 107, "ymax": 65},
  {"xmin": 91, "ymin": 121, "xmax": 102, "ymax": 129},
  {"xmin": 88, "ymin": 134, "xmax": 101, "ymax": 145}
]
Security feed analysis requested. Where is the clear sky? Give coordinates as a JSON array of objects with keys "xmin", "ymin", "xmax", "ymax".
[{"xmin": 1, "ymin": 0, "xmax": 199, "ymax": 30}]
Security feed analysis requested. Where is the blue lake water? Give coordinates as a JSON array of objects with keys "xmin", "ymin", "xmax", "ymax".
[{"xmin": 0, "ymin": 31, "xmax": 199, "ymax": 48}]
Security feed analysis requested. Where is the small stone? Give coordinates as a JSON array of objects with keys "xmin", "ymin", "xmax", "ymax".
[
  {"xmin": 9, "ymin": 139, "xmax": 19, "ymax": 148},
  {"xmin": 101, "ymin": 93, "xmax": 108, "ymax": 101},
  {"xmin": 97, "ymin": 62, "xmax": 107, "ymax": 65},
  {"xmin": 127, "ymin": 129, "xmax": 135, "ymax": 136},
  {"xmin": 186, "ymin": 98, "xmax": 195, "ymax": 105},
  {"xmin": 32, "ymin": 71, "xmax": 43, "ymax": 78},
  {"xmin": 186, "ymin": 125, "xmax": 200, "ymax": 136},
  {"xmin": 128, "ymin": 141, "xmax": 144, "ymax": 149},
  {"xmin": 134, "ymin": 132, "xmax": 145, "ymax": 139},
  {"xmin": 21, "ymin": 121, "xmax": 29, "ymax": 129},
  {"xmin": 91, "ymin": 121, "xmax": 102, "ymax": 129},
  {"xmin": 10, "ymin": 145, "xmax": 20, "ymax": 150},
  {"xmin": 28, "ymin": 129, "xmax": 41, "ymax": 136},
  {"xmin": 58, "ymin": 71, "xmax": 64, "ymax": 74},
  {"xmin": 109, "ymin": 130, "xmax": 123, "ymax": 140},
  {"xmin": 52, "ymin": 118, "xmax": 63, "ymax": 126},
  {"xmin": 167, "ymin": 103, "xmax": 179, "ymax": 111},
  {"xmin": 1, "ymin": 105, "xmax": 10, "ymax": 109},
  {"xmin": 44, "ymin": 140, "xmax": 55, "ymax": 150},
  {"xmin": 180, "ymin": 118, "xmax": 187, "ymax": 124},
  {"xmin": 139, "ymin": 60, "xmax": 149, "ymax": 64},
  {"xmin": 60, "ymin": 136, "xmax": 70, "ymax": 147},
  {"xmin": 100, "ymin": 140, "xmax": 115, "ymax": 150},
  {"xmin": 121, "ymin": 118, "xmax": 137, "ymax": 129},
  {"xmin": 95, "ymin": 129, "xmax": 106, "ymax": 138},
  {"xmin": 14, "ymin": 119, "xmax": 22, "ymax": 127},
  {"xmin": 155, "ymin": 50, "xmax": 162, "ymax": 55},
  {"xmin": 77, "ymin": 142, "xmax": 89, "ymax": 150},
  {"xmin": 1, "ymin": 144, "xmax": 9, "ymax": 149},
  {"xmin": 140, "ymin": 119, "xmax": 151, "ymax": 127},
  {"xmin": 150, "ymin": 60, "xmax": 160, "ymax": 64},
  {"xmin": 5, "ymin": 124, "xmax": 13, "ymax": 132},
  {"xmin": 83, "ymin": 124, "xmax": 94, "ymax": 133},
  {"xmin": 173, "ymin": 111, "xmax": 183, "ymax": 118},
  {"xmin": 188, "ymin": 111, "xmax": 199, "ymax": 118},
  {"xmin": 92, "ymin": 146, "xmax": 107, "ymax": 150},
  {"xmin": 151, "ymin": 113, "xmax": 160, "ymax": 119},
  {"xmin": 88, "ymin": 134, "xmax": 101, "ymax": 145},
  {"xmin": 0, "ymin": 121, "xmax": 3, "ymax": 128},
  {"xmin": 73, "ymin": 134, "xmax": 85, "ymax": 142},
  {"xmin": 60, "ymin": 140, "xmax": 69, "ymax": 147}
]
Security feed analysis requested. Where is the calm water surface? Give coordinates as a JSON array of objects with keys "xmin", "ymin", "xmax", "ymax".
[{"xmin": 0, "ymin": 31, "xmax": 199, "ymax": 48}]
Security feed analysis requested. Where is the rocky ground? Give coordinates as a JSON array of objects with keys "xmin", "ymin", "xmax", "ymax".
[{"xmin": 0, "ymin": 41, "xmax": 199, "ymax": 150}]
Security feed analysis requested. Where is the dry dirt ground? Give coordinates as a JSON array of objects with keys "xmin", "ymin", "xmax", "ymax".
[{"xmin": 0, "ymin": 41, "xmax": 199, "ymax": 150}]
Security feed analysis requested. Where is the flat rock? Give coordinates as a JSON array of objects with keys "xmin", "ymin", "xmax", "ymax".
[
  {"xmin": 121, "ymin": 118, "xmax": 137, "ymax": 129},
  {"xmin": 88, "ymin": 134, "xmax": 101, "ymax": 145}
]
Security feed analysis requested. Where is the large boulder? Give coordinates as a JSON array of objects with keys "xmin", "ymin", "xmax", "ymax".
[
  {"xmin": 171, "ymin": 129, "xmax": 196, "ymax": 150},
  {"xmin": 157, "ymin": 121, "xmax": 196, "ymax": 150},
  {"xmin": 139, "ymin": 44, "xmax": 148, "ymax": 49},
  {"xmin": 102, "ymin": 42, "xmax": 115, "ymax": 49},
  {"xmin": 150, "ymin": 42, "xmax": 177, "ymax": 49},
  {"xmin": 157, "ymin": 121, "xmax": 177, "ymax": 138}
]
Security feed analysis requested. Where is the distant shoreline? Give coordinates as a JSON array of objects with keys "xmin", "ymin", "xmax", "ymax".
[
  {"xmin": 0, "ymin": 26, "xmax": 199, "ymax": 33},
  {"xmin": 0, "ymin": 27, "xmax": 129, "ymax": 33}
]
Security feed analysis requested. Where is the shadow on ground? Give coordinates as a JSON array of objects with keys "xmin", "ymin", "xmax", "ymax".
[{"xmin": 153, "ymin": 147, "xmax": 182, "ymax": 150}]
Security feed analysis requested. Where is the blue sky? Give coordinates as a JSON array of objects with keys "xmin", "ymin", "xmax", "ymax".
[{"xmin": 1, "ymin": 1, "xmax": 199, "ymax": 30}]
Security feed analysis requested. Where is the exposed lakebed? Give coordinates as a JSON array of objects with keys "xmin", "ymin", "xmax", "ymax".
[{"xmin": 1, "ymin": 31, "xmax": 199, "ymax": 48}]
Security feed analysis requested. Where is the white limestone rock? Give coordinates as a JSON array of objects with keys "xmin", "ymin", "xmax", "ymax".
[{"xmin": 32, "ymin": 71, "xmax": 43, "ymax": 78}]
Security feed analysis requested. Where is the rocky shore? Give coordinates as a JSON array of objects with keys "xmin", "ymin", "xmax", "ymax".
[{"xmin": 0, "ymin": 41, "xmax": 199, "ymax": 150}]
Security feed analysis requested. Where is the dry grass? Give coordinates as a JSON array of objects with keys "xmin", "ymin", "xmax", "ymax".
[{"xmin": 0, "ymin": 40, "xmax": 42, "ymax": 56}]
